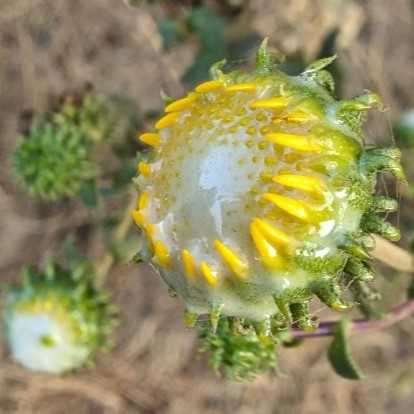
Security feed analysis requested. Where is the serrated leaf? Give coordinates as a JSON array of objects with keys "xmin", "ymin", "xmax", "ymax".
[
  {"xmin": 77, "ymin": 178, "xmax": 100, "ymax": 209},
  {"xmin": 327, "ymin": 318, "xmax": 365, "ymax": 380}
]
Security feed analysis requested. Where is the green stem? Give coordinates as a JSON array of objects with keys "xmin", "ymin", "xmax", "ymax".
[{"xmin": 293, "ymin": 297, "xmax": 414, "ymax": 339}]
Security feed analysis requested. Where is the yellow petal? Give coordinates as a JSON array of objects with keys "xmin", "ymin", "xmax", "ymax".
[
  {"xmin": 138, "ymin": 132, "xmax": 160, "ymax": 146},
  {"xmin": 214, "ymin": 240, "xmax": 247, "ymax": 277},
  {"xmin": 250, "ymin": 97, "xmax": 289, "ymax": 110},
  {"xmin": 252, "ymin": 218, "xmax": 290, "ymax": 245},
  {"xmin": 154, "ymin": 241, "xmax": 170, "ymax": 267},
  {"xmin": 182, "ymin": 249, "xmax": 196, "ymax": 279},
  {"xmin": 262, "ymin": 193, "xmax": 309, "ymax": 221},
  {"xmin": 272, "ymin": 174, "xmax": 325, "ymax": 194},
  {"xmin": 250, "ymin": 222, "xmax": 280, "ymax": 267},
  {"xmin": 155, "ymin": 112, "xmax": 179, "ymax": 129},
  {"xmin": 131, "ymin": 210, "xmax": 145, "ymax": 227},
  {"xmin": 266, "ymin": 132, "xmax": 322, "ymax": 152},
  {"xmin": 226, "ymin": 83, "xmax": 257, "ymax": 92},
  {"xmin": 164, "ymin": 93, "xmax": 197, "ymax": 112},
  {"xmin": 138, "ymin": 162, "xmax": 151, "ymax": 177},
  {"xmin": 195, "ymin": 80, "xmax": 223, "ymax": 93},
  {"xmin": 200, "ymin": 262, "xmax": 218, "ymax": 286}
]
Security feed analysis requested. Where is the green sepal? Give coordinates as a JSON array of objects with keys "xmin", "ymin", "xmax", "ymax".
[
  {"xmin": 209, "ymin": 59, "xmax": 226, "ymax": 80},
  {"xmin": 303, "ymin": 55, "xmax": 337, "ymax": 73},
  {"xmin": 311, "ymin": 277, "xmax": 353, "ymax": 312},
  {"xmin": 327, "ymin": 318, "xmax": 365, "ymax": 380},
  {"xmin": 184, "ymin": 309, "xmax": 199, "ymax": 329},
  {"xmin": 160, "ymin": 90, "xmax": 174, "ymax": 105},
  {"xmin": 252, "ymin": 318, "xmax": 274, "ymax": 343},
  {"xmin": 361, "ymin": 211, "xmax": 401, "ymax": 242},
  {"xmin": 289, "ymin": 302, "xmax": 318, "ymax": 333},
  {"xmin": 168, "ymin": 288, "xmax": 178, "ymax": 298},
  {"xmin": 371, "ymin": 195, "xmax": 399, "ymax": 212},
  {"xmin": 273, "ymin": 295, "xmax": 292, "ymax": 322},
  {"xmin": 255, "ymin": 38, "xmax": 285, "ymax": 74},
  {"xmin": 228, "ymin": 316, "xmax": 249, "ymax": 335},
  {"xmin": 210, "ymin": 302, "xmax": 224, "ymax": 333},
  {"xmin": 130, "ymin": 251, "xmax": 144, "ymax": 264},
  {"xmin": 358, "ymin": 233, "xmax": 376, "ymax": 252},
  {"xmin": 338, "ymin": 235, "xmax": 371, "ymax": 260},
  {"xmin": 359, "ymin": 147, "xmax": 405, "ymax": 180},
  {"xmin": 344, "ymin": 257, "xmax": 375, "ymax": 282},
  {"xmin": 335, "ymin": 93, "xmax": 383, "ymax": 134}
]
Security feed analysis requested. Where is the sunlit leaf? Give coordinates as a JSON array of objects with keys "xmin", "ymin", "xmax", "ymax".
[{"xmin": 327, "ymin": 318, "xmax": 365, "ymax": 380}]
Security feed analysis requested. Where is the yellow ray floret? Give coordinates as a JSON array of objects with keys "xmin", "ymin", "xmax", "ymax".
[
  {"xmin": 165, "ymin": 93, "xmax": 197, "ymax": 113},
  {"xmin": 146, "ymin": 223, "xmax": 156, "ymax": 247},
  {"xmin": 225, "ymin": 83, "xmax": 257, "ymax": 92},
  {"xmin": 200, "ymin": 262, "xmax": 218, "ymax": 286},
  {"xmin": 195, "ymin": 80, "xmax": 223, "ymax": 93},
  {"xmin": 250, "ymin": 222, "xmax": 281, "ymax": 267},
  {"xmin": 138, "ymin": 192, "xmax": 149, "ymax": 210},
  {"xmin": 252, "ymin": 218, "xmax": 290, "ymax": 245},
  {"xmin": 155, "ymin": 112, "xmax": 180, "ymax": 130},
  {"xmin": 265, "ymin": 132, "xmax": 322, "ymax": 152},
  {"xmin": 154, "ymin": 241, "xmax": 170, "ymax": 267},
  {"xmin": 138, "ymin": 162, "xmax": 151, "ymax": 177},
  {"xmin": 131, "ymin": 210, "xmax": 145, "ymax": 227},
  {"xmin": 250, "ymin": 97, "xmax": 289, "ymax": 110},
  {"xmin": 272, "ymin": 174, "xmax": 325, "ymax": 194},
  {"xmin": 262, "ymin": 193, "xmax": 309, "ymax": 221},
  {"xmin": 138, "ymin": 132, "xmax": 160, "ymax": 147},
  {"xmin": 214, "ymin": 240, "xmax": 247, "ymax": 277},
  {"xmin": 182, "ymin": 249, "xmax": 196, "ymax": 279}
]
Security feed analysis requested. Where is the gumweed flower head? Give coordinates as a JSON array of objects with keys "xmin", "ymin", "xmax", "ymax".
[
  {"xmin": 4, "ymin": 262, "xmax": 117, "ymax": 374},
  {"xmin": 12, "ymin": 91, "xmax": 112, "ymax": 201},
  {"xmin": 132, "ymin": 40, "xmax": 403, "ymax": 341}
]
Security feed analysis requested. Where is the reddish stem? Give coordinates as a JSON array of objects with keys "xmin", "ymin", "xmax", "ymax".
[{"xmin": 292, "ymin": 298, "xmax": 414, "ymax": 339}]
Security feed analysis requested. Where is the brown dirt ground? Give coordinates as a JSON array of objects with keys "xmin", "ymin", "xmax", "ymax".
[{"xmin": 1, "ymin": 0, "xmax": 414, "ymax": 413}]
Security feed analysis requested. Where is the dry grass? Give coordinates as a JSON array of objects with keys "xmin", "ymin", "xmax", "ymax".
[{"xmin": 1, "ymin": 0, "xmax": 414, "ymax": 413}]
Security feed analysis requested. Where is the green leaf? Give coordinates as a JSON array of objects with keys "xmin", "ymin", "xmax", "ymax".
[
  {"xmin": 327, "ymin": 318, "xmax": 365, "ymax": 380},
  {"xmin": 186, "ymin": 7, "xmax": 226, "ymax": 53},
  {"xmin": 158, "ymin": 16, "xmax": 182, "ymax": 52},
  {"xmin": 77, "ymin": 178, "xmax": 100, "ymax": 209}
]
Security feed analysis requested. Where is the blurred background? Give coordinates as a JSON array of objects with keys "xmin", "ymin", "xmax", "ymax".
[{"xmin": 1, "ymin": 0, "xmax": 414, "ymax": 413}]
